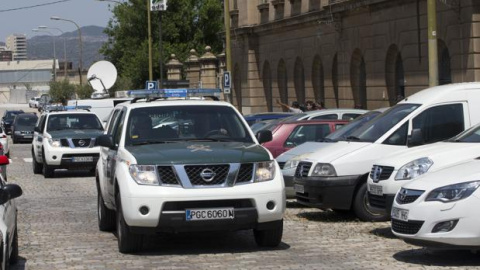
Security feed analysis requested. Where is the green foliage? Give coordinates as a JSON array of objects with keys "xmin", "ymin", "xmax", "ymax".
[
  {"xmin": 109, "ymin": 76, "xmax": 134, "ymax": 96},
  {"xmin": 101, "ymin": 0, "xmax": 224, "ymax": 88},
  {"xmin": 49, "ymin": 80, "xmax": 76, "ymax": 105},
  {"xmin": 76, "ymin": 84, "xmax": 94, "ymax": 99}
]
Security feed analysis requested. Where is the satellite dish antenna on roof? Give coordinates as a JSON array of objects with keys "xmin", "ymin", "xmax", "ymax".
[{"xmin": 87, "ymin": 60, "xmax": 117, "ymax": 99}]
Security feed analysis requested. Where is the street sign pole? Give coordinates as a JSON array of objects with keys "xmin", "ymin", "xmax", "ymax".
[{"xmin": 151, "ymin": 0, "xmax": 167, "ymax": 87}]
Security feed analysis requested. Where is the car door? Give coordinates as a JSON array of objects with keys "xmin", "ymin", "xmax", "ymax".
[
  {"xmin": 0, "ymin": 177, "xmax": 15, "ymax": 250},
  {"xmin": 104, "ymin": 109, "xmax": 126, "ymax": 199},
  {"xmin": 33, "ymin": 115, "xmax": 46, "ymax": 161}
]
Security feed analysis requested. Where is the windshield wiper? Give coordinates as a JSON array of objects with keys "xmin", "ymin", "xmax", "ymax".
[
  {"xmin": 346, "ymin": 136, "xmax": 361, "ymax": 141},
  {"xmin": 131, "ymin": 140, "xmax": 176, "ymax": 146},
  {"xmin": 187, "ymin": 138, "xmax": 235, "ymax": 142}
]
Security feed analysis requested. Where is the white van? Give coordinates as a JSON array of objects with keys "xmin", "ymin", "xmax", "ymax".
[
  {"xmin": 67, "ymin": 98, "xmax": 132, "ymax": 123},
  {"xmin": 367, "ymin": 122, "xmax": 480, "ymax": 217},
  {"xmin": 293, "ymin": 82, "xmax": 480, "ymax": 221}
]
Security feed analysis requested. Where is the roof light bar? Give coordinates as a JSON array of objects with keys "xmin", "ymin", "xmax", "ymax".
[{"xmin": 126, "ymin": 88, "xmax": 222, "ymax": 99}]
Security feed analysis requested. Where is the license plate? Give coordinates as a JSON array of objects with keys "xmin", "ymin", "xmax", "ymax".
[
  {"xmin": 294, "ymin": 184, "xmax": 304, "ymax": 193},
  {"xmin": 24, "ymin": 135, "xmax": 33, "ymax": 138},
  {"xmin": 391, "ymin": 207, "xmax": 409, "ymax": 222},
  {"xmin": 369, "ymin": 184, "xmax": 383, "ymax": 196},
  {"xmin": 72, "ymin": 156, "xmax": 93, "ymax": 162},
  {"xmin": 186, "ymin": 208, "xmax": 234, "ymax": 221}
]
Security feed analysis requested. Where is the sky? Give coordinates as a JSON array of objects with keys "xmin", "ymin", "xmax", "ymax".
[{"xmin": 0, "ymin": 0, "xmax": 114, "ymax": 42}]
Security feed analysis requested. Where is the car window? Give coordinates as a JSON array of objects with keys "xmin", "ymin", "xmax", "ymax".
[
  {"xmin": 16, "ymin": 116, "xmax": 38, "ymax": 126},
  {"xmin": 5, "ymin": 111, "xmax": 23, "ymax": 119},
  {"xmin": 284, "ymin": 124, "xmax": 332, "ymax": 147},
  {"xmin": 107, "ymin": 110, "xmax": 121, "ymax": 135},
  {"xmin": 412, "ymin": 103, "xmax": 464, "ymax": 144},
  {"xmin": 47, "ymin": 114, "xmax": 103, "ymax": 131},
  {"xmin": 125, "ymin": 105, "xmax": 253, "ymax": 146},
  {"xmin": 113, "ymin": 110, "xmax": 126, "ymax": 146},
  {"xmin": 311, "ymin": 114, "xmax": 337, "ymax": 120},
  {"xmin": 342, "ymin": 113, "xmax": 361, "ymax": 120},
  {"xmin": 383, "ymin": 122, "xmax": 408, "ymax": 145}
]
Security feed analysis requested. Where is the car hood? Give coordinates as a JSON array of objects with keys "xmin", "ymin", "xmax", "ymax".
[
  {"xmin": 14, "ymin": 125, "xmax": 35, "ymax": 132},
  {"xmin": 302, "ymin": 141, "xmax": 372, "ymax": 164},
  {"xmin": 48, "ymin": 129, "xmax": 104, "ymax": 139},
  {"xmin": 276, "ymin": 142, "xmax": 334, "ymax": 162},
  {"xmin": 126, "ymin": 142, "xmax": 271, "ymax": 165},
  {"xmin": 374, "ymin": 142, "xmax": 480, "ymax": 169}
]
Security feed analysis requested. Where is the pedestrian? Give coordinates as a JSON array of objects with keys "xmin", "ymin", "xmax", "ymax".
[
  {"xmin": 316, "ymin": 100, "xmax": 326, "ymax": 110},
  {"xmin": 276, "ymin": 99, "xmax": 303, "ymax": 113},
  {"xmin": 305, "ymin": 100, "xmax": 317, "ymax": 111}
]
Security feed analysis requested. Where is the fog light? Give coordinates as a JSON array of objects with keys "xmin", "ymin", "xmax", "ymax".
[
  {"xmin": 52, "ymin": 156, "xmax": 57, "ymax": 160},
  {"xmin": 139, "ymin": 206, "xmax": 149, "ymax": 215},
  {"xmin": 432, "ymin": 220, "xmax": 458, "ymax": 233},
  {"xmin": 266, "ymin": 201, "xmax": 275, "ymax": 210}
]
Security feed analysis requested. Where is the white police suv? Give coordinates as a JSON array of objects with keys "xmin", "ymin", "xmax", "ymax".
[
  {"xmin": 95, "ymin": 89, "xmax": 285, "ymax": 253},
  {"xmin": 32, "ymin": 109, "xmax": 104, "ymax": 178}
]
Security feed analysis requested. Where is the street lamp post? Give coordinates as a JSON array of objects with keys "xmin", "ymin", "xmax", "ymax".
[
  {"xmin": 32, "ymin": 28, "xmax": 57, "ymax": 82},
  {"xmin": 38, "ymin": 26, "xmax": 67, "ymax": 78},
  {"xmin": 50, "ymin": 16, "xmax": 83, "ymax": 85}
]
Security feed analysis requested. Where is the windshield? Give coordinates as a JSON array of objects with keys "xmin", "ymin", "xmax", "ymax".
[
  {"xmin": 125, "ymin": 105, "xmax": 253, "ymax": 146},
  {"xmin": 448, "ymin": 123, "xmax": 480, "ymax": 143},
  {"xmin": 348, "ymin": 104, "xmax": 420, "ymax": 142},
  {"xmin": 5, "ymin": 111, "xmax": 22, "ymax": 120},
  {"xmin": 16, "ymin": 116, "xmax": 38, "ymax": 126},
  {"xmin": 325, "ymin": 111, "xmax": 382, "ymax": 142},
  {"xmin": 47, "ymin": 114, "xmax": 103, "ymax": 131}
]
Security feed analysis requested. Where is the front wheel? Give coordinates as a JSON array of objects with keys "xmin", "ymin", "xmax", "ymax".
[
  {"xmin": 42, "ymin": 151, "xmax": 54, "ymax": 178},
  {"xmin": 98, "ymin": 187, "xmax": 115, "ymax": 232},
  {"xmin": 353, "ymin": 182, "xmax": 389, "ymax": 222},
  {"xmin": 32, "ymin": 149, "xmax": 42, "ymax": 174},
  {"xmin": 253, "ymin": 220, "xmax": 283, "ymax": 247},
  {"xmin": 9, "ymin": 225, "xmax": 18, "ymax": 265},
  {"xmin": 116, "ymin": 195, "xmax": 143, "ymax": 254}
]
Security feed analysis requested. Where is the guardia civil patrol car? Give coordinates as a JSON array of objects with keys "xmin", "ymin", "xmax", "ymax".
[
  {"xmin": 32, "ymin": 107, "xmax": 104, "ymax": 178},
  {"xmin": 95, "ymin": 89, "xmax": 285, "ymax": 253}
]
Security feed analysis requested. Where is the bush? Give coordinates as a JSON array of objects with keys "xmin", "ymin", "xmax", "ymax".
[
  {"xmin": 76, "ymin": 84, "xmax": 94, "ymax": 99},
  {"xmin": 49, "ymin": 80, "xmax": 76, "ymax": 105}
]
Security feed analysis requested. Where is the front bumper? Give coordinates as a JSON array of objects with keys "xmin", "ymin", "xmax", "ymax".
[
  {"xmin": 13, "ymin": 133, "xmax": 34, "ymax": 142},
  {"xmin": 367, "ymin": 193, "xmax": 395, "ymax": 215},
  {"xmin": 294, "ymin": 175, "xmax": 362, "ymax": 210},
  {"xmin": 44, "ymin": 145, "xmax": 100, "ymax": 169},
  {"xmin": 392, "ymin": 195, "xmax": 480, "ymax": 247}
]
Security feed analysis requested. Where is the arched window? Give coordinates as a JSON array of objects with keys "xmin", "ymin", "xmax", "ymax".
[
  {"xmin": 350, "ymin": 49, "xmax": 367, "ymax": 109},
  {"xmin": 332, "ymin": 53, "xmax": 339, "ymax": 108},
  {"xmin": 233, "ymin": 64, "xmax": 242, "ymax": 111},
  {"xmin": 312, "ymin": 55, "xmax": 325, "ymax": 105},
  {"xmin": 294, "ymin": 57, "xmax": 305, "ymax": 104},
  {"xmin": 277, "ymin": 59, "xmax": 288, "ymax": 104},
  {"xmin": 438, "ymin": 39, "xmax": 452, "ymax": 85},
  {"xmin": 385, "ymin": 44, "xmax": 405, "ymax": 105},
  {"xmin": 263, "ymin": 61, "xmax": 273, "ymax": 111}
]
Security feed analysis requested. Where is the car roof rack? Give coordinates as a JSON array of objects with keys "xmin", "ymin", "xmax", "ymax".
[
  {"xmin": 127, "ymin": 88, "xmax": 222, "ymax": 103},
  {"xmin": 44, "ymin": 105, "xmax": 92, "ymax": 113}
]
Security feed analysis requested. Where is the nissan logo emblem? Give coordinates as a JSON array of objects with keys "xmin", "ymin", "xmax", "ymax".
[
  {"xmin": 78, "ymin": 140, "xmax": 86, "ymax": 147},
  {"xmin": 371, "ymin": 166, "xmax": 383, "ymax": 183},
  {"xmin": 200, "ymin": 168, "xmax": 216, "ymax": 182}
]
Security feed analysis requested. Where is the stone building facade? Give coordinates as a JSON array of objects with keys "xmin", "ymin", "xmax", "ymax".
[{"xmin": 227, "ymin": 0, "xmax": 480, "ymax": 114}]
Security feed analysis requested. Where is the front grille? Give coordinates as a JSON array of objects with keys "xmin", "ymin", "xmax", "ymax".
[
  {"xmin": 370, "ymin": 165, "xmax": 394, "ymax": 182},
  {"xmin": 236, "ymin": 163, "xmax": 254, "ymax": 183},
  {"xmin": 278, "ymin": 162, "xmax": 286, "ymax": 169},
  {"xmin": 61, "ymin": 139, "xmax": 69, "ymax": 147},
  {"xmin": 162, "ymin": 199, "xmax": 253, "ymax": 211},
  {"xmin": 396, "ymin": 188, "xmax": 424, "ymax": 204},
  {"xmin": 157, "ymin": 166, "xmax": 179, "ymax": 185},
  {"xmin": 368, "ymin": 194, "xmax": 386, "ymax": 209},
  {"xmin": 72, "ymin": 138, "xmax": 92, "ymax": 147},
  {"xmin": 295, "ymin": 162, "xmax": 312, "ymax": 178},
  {"xmin": 185, "ymin": 165, "xmax": 229, "ymax": 186},
  {"xmin": 391, "ymin": 219, "xmax": 424, "ymax": 235}
]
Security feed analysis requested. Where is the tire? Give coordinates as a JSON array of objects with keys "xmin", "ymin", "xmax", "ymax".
[
  {"xmin": 42, "ymin": 151, "xmax": 54, "ymax": 178},
  {"xmin": 253, "ymin": 220, "xmax": 283, "ymax": 247},
  {"xmin": 97, "ymin": 186, "xmax": 116, "ymax": 232},
  {"xmin": 11, "ymin": 137, "xmax": 16, "ymax": 144},
  {"xmin": 32, "ymin": 149, "xmax": 42, "ymax": 174},
  {"xmin": 353, "ymin": 182, "xmax": 389, "ymax": 222},
  {"xmin": 9, "ymin": 226, "xmax": 18, "ymax": 265},
  {"xmin": 116, "ymin": 195, "xmax": 143, "ymax": 254},
  {"xmin": 2, "ymin": 238, "xmax": 9, "ymax": 270}
]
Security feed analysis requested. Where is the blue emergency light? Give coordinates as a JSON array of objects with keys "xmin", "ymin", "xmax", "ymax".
[{"xmin": 126, "ymin": 88, "xmax": 222, "ymax": 99}]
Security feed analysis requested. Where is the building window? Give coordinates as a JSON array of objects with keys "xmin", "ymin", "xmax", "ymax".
[
  {"xmin": 258, "ymin": 1, "xmax": 270, "ymax": 24},
  {"xmin": 312, "ymin": 55, "xmax": 325, "ymax": 106},
  {"xmin": 385, "ymin": 44, "xmax": 405, "ymax": 106},
  {"xmin": 438, "ymin": 39, "xmax": 452, "ymax": 85},
  {"xmin": 289, "ymin": 0, "xmax": 302, "ymax": 16},
  {"xmin": 350, "ymin": 49, "xmax": 367, "ymax": 109},
  {"xmin": 272, "ymin": 0, "xmax": 285, "ymax": 20},
  {"xmin": 277, "ymin": 59, "xmax": 288, "ymax": 107},
  {"xmin": 332, "ymin": 53, "xmax": 339, "ymax": 108}
]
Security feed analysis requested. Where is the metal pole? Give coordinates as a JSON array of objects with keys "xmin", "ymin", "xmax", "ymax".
[
  {"xmin": 52, "ymin": 35, "xmax": 56, "ymax": 82},
  {"xmin": 224, "ymin": 0, "xmax": 232, "ymax": 103},
  {"xmin": 63, "ymin": 37, "xmax": 67, "ymax": 78},
  {"xmin": 147, "ymin": 0, "xmax": 153, "ymax": 81},
  {"xmin": 427, "ymin": 0, "xmax": 438, "ymax": 87},
  {"xmin": 159, "ymin": 12, "xmax": 164, "ymax": 87}
]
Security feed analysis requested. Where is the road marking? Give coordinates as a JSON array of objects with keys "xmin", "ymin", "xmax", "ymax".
[{"xmin": 23, "ymin": 158, "xmax": 32, "ymax": 163}]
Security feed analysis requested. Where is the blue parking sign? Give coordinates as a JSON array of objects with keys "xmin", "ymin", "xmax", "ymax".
[
  {"xmin": 146, "ymin": 81, "xmax": 158, "ymax": 90},
  {"xmin": 223, "ymin": 71, "xmax": 231, "ymax": 94}
]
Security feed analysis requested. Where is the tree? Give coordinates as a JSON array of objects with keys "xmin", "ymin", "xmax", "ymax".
[
  {"xmin": 49, "ymin": 80, "xmax": 75, "ymax": 105},
  {"xmin": 76, "ymin": 84, "xmax": 94, "ymax": 99},
  {"xmin": 101, "ymin": 0, "xmax": 224, "ymax": 88}
]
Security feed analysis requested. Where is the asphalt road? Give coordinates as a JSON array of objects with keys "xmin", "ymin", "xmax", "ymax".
[{"xmin": 2, "ymin": 104, "xmax": 480, "ymax": 269}]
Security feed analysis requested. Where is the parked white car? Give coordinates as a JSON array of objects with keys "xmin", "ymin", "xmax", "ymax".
[
  {"xmin": 0, "ymin": 155, "xmax": 22, "ymax": 270},
  {"xmin": 368, "ymin": 122, "xmax": 480, "ymax": 217},
  {"xmin": 391, "ymin": 159, "xmax": 480, "ymax": 248},
  {"xmin": 29, "ymin": 97, "xmax": 41, "ymax": 108},
  {"xmin": 0, "ymin": 127, "xmax": 9, "ymax": 157}
]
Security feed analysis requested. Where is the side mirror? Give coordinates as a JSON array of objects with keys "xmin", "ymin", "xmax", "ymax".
[
  {"xmin": 407, "ymin": 128, "xmax": 424, "ymax": 147},
  {"xmin": 0, "ymin": 155, "xmax": 9, "ymax": 166},
  {"xmin": 34, "ymin": 126, "xmax": 41, "ymax": 133},
  {"xmin": 4, "ymin": 184, "xmax": 22, "ymax": 199},
  {"xmin": 96, "ymin": 134, "xmax": 115, "ymax": 149},
  {"xmin": 256, "ymin": 130, "xmax": 273, "ymax": 144}
]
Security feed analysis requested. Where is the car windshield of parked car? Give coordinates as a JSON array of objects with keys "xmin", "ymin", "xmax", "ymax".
[
  {"xmin": 447, "ymin": 123, "xmax": 480, "ymax": 143},
  {"xmin": 125, "ymin": 105, "xmax": 253, "ymax": 146},
  {"xmin": 5, "ymin": 111, "xmax": 22, "ymax": 120},
  {"xmin": 16, "ymin": 116, "xmax": 38, "ymax": 127},
  {"xmin": 47, "ymin": 114, "xmax": 103, "ymax": 131},
  {"xmin": 325, "ymin": 111, "xmax": 382, "ymax": 142},
  {"xmin": 348, "ymin": 104, "xmax": 420, "ymax": 142}
]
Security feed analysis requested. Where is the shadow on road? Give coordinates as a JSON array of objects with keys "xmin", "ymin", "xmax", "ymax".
[
  {"xmin": 394, "ymin": 249, "xmax": 480, "ymax": 266},
  {"xmin": 296, "ymin": 209, "xmax": 357, "ymax": 223},
  {"xmin": 10, "ymin": 257, "xmax": 26, "ymax": 270},
  {"xmin": 370, "ymin": 226, "xmax": 397, "ymax": 239}
]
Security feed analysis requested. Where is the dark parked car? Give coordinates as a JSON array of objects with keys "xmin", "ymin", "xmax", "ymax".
[
  {"xmin": 11, "ymin": 113, "xmax": 38, "ymax": 143},
  {"xmin": 243, "ymin": 112, "xmax": 294, "ymax": 126},
  {"xmin": 1, "ymin": 110, "xmax": 24, "ymax": 135}
]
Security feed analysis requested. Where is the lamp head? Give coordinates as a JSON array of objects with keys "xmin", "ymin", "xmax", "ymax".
[{"xmin": 50, "ymin": 16, "xmax": 61, "ymax": 20}]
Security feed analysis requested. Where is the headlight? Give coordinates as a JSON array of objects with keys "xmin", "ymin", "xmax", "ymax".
[
  {"xmin": 311, "ymin": 163, "xmax": 336, "ymax": 177},
  {"xmin": 395, "ymin": 157, "xmax": 433, "ymax": 180},
  {"xmin": 283, "ymin": 159, "xmax": 300, "ymax": 170},
  {"xmin": 47, "ymin": 138, "xmax": 61, "ymax": 147},
  {"xmin": 425, "ymin": 181, "xmax": 480, "ymax": 203},
  {"xmin": 254, "ymin": 161, "xmax": 275, "ymax": 182},
  {"xmin": 129, "ymin": 165, "xmax": 159, "ymax": 185}
]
